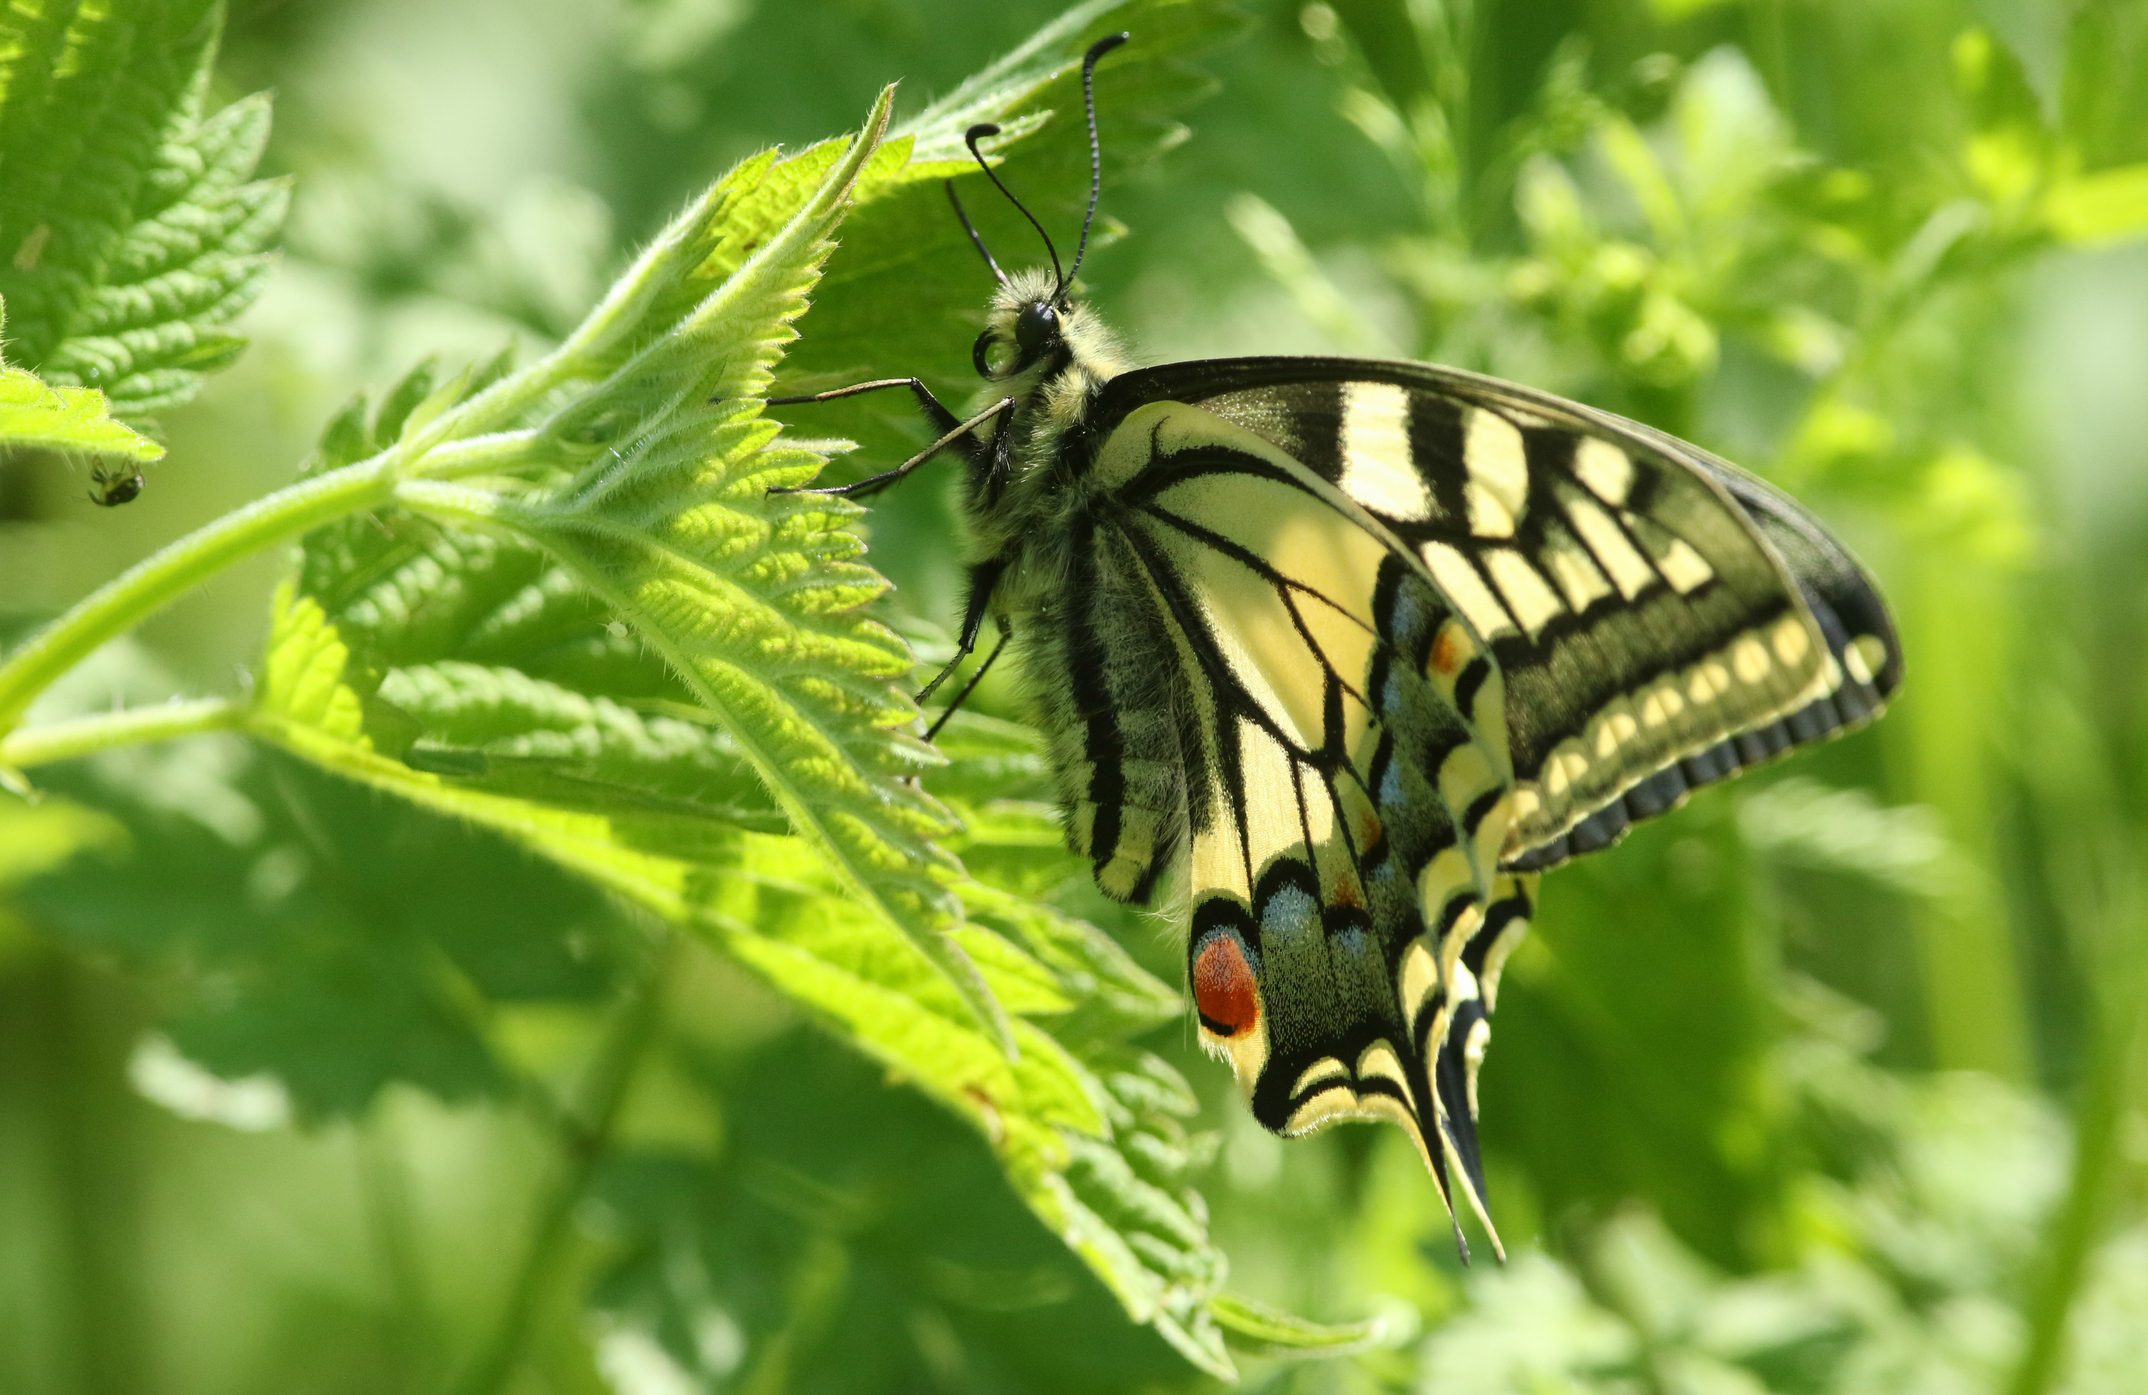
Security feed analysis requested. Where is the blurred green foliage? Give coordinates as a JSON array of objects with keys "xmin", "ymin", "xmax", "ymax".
[{"xmin": 4, "ymin": 1, "xmax": 2147, "ymax": 1393}]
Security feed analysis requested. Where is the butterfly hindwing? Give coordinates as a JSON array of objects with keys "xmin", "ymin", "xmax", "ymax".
[
  {"xmin": 1036, "ymin": 512, "xmax": 1195, "ymax": 905},
  {"xmin": 1057, "ymin": 400, "xmax": 1529, "ymax": 1252},
  {"xmin": 1091, "ymin": 358, "xmax": 1901, "ymax": 871},
  {"xmin": 1508, "ymin": 451, "xmax": 1904, "ymax": 868}
]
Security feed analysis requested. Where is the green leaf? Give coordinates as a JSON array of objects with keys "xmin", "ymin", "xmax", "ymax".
[
  {"xmin": 589, "ymin": 1031, "xmax": 1218, "ymax": 1393},
  {"xmin": 0, "ymin": 0, "xmax": 286, "ymax": 416},
  {"xmin": 381, "ymin": 87, "xmax": 1017, "ymax": 1051},
  {"xmin": 222, "ymin": 72, "xmax": 1233, "ymax": 1366},
  {"xmin": 774, "ymin": 0, "xmax": 1242, "ymax": 407},
  {"xmin": 0, "ymin": 360, "xmax": 165, "ymax": 462},
  {"xmin": 5, "ymin": 640, "xmax": 629, "ymax": 1119}
]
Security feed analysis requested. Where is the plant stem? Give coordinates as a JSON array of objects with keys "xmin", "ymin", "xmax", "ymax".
[
  {"xmin": 0, "ymin": 430, "xmax": 555, "ymax": 749},
  {"xmin": 451, "ymin": 936, "xmax": 676, "ymax": 1395},
  {"xmin": 0, "ymin": 455, "xmax": 401, "ymax": 737},
  {"xmin": 0, "ymin": 697, "xmax": 247, "ymax": 771},
  {"xmin": 418, "ymin": 428, "xmax": 553, "ymax": 482},
  {"xmin": 357, "ymin": 1113, "xmax": 441, "ymax": 1389},
  {"xmin": 2005, "ymin": 836, "xmax": 2147, "ymax": 1395}
]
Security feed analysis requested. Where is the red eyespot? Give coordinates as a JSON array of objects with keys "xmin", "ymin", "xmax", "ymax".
[{"xmin": 1193, "ymin": 934, "xmax": 1260, "ymax": 1037}]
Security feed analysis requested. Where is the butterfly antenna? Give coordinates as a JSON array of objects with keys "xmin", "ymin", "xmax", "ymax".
[
  {"xmin": 964, "ymin": 122, "xmax": 1063, "ymax": 291},
  {"xmin": 945, "ymin": 180, "xmax": 1009, "ymax": 287},
  {"xmin": 1064, "ymin": 31, "xmax": 1128, "ymax": 291}
]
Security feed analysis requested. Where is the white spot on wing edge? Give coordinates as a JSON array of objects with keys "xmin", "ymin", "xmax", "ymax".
[
  {"xmin": 1731, "ymin": 634, "xmax": 1771, "ymax": 685},
  {"xmin": 1772, "ymin": 615, "xmax": 1814, "ymax": 668},
  {"xmin": 1847, "ymin": 633, "xmax": 1888, "ymax": 686}
]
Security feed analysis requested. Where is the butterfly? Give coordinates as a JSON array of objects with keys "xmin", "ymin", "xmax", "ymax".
[{"xmin": 773, "ymin": 34, "xmax": 1901, "ymax": 1261}]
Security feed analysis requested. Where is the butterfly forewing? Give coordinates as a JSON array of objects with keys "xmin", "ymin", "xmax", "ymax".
[{"xmin": 1093, "ymin": 358, "xmax": 1901, "ymax": 870}]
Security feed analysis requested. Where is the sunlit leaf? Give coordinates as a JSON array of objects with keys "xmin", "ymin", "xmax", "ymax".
[
  {"xmin": 0, "ymin": 358, "xmax": 165, "ymax": 463},
  {"xmin": 221, "ymin": 56, "xmax": 1238, "ymax": 1367}
]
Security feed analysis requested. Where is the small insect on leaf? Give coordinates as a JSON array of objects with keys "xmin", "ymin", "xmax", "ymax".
[{"xmin": 88, "ymin": 464, "xmax": 146, "ymax": 507}]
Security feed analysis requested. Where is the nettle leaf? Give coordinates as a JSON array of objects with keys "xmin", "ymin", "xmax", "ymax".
[
  {"xmin": 771, "ymin": 0, "xmax": 1241, "ymax": 444},
  {"xmin": 588, "ymin": 1031, "xmax": 1217, "ymax": 1393},
  {"xmin": 224, "ymin": 62, "xmax": 1239, "ymax": 1368},
  {"xmin": 932, "ymin": 713, "xmax": 1184, "ymax": 1037},
  {"xmin": 375, "ymin": 91, "xmax": 1011, "ymax": 1047},
  {"xmin": 0, "ymin": 0, "xmax": 287, "ymax": 416}
]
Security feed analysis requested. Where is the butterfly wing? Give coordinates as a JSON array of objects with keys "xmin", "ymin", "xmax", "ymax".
[
  {"xmin": 1040, "ymin": 399, "xmax": 1542, "ymax": 1256},
  {"xmin": 1041, "ymin": 359, "xmax": 1899, "ymax": 1252},
  {"xmin": 1091, "ymin": 358, "xmax": 1902, "ymax": 872}
]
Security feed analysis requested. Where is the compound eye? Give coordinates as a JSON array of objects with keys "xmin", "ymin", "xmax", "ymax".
[{"xmin": 1014, "ymin": 301, "xmax": 1060, "ymax": 355}]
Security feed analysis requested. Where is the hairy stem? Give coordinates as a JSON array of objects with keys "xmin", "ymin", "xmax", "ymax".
[
  {"xmin": 0, "ymin": 697, "xmax": 246, "ymax": 771},
  {"xmin": 0, "ymin": 431, "xmax": 558, "ymax": 747},
  {"xmin": 0, "ymin": 456, "xmax": 400, "ymax": 736}
]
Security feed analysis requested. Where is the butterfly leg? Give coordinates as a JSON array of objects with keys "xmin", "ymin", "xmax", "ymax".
[
  {"xmin": 924, "ymin": 623, "xmax": 1011, "ymax": 743},
  {"xmin": 916, "ymin": 556, "xmax": 1009, "ymax": 703},
  {"xmin": 767, "ymin": 375, "xmax": 962, "ymax": 434},
  {"xmin": 769, "ymin": 398, "xmax": 1013, "ymax": 500}
]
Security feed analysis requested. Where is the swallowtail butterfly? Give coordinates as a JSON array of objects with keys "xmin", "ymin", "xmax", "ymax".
[{"xmin": 775, "ymin": 35, "xmax": 1901, "ymax": 1260}]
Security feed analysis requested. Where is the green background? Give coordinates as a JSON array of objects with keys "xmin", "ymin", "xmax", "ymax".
[{"xmin": 3, "ymin": 0, "xmax": 2146, "ymax": 1391}]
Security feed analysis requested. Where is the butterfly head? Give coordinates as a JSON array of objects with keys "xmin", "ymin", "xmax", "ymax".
[
  {"xmin": 972, "ymin": 268, "xmax": 1071, "ymax": 380},
  {"xmin": 947, "ymin": 34, "xmax": 1129, "ymax": 390},
  {"xmin": 970, "ymin": 267, "xmax": 1125, "ymax": 393}
]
